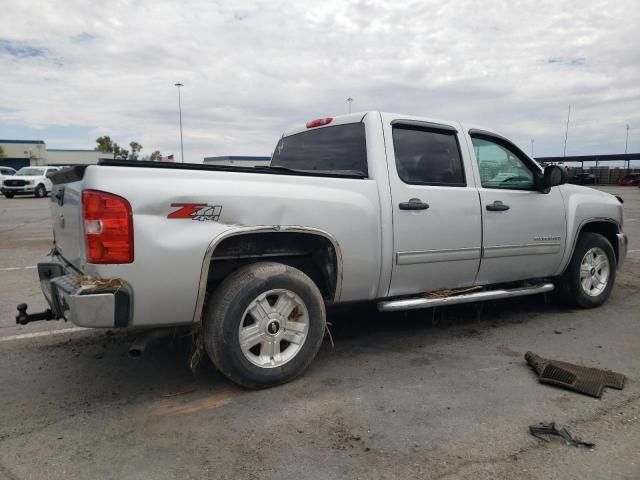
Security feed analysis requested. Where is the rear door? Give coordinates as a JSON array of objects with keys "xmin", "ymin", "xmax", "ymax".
[
  {"xmin": 383, "ymin": 114, "xmax": 482, "ymax": 296},
  {"xmin": 466, "ymin": 130, "xmax": 566, "ymax": 284}
]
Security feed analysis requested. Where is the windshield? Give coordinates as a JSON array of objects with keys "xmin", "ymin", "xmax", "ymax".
[
  {"xmin": 271, "ymin": 123, "xmax": 368, "ymax": 176},
  {"xmin": 15, "ymin": 168, "xmax": 46, "ymax": 176}
]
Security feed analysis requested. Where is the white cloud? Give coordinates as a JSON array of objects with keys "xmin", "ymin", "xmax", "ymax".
[{"xmin": 0, "ymin": 0, "xmax": 639, "ymax": 160}]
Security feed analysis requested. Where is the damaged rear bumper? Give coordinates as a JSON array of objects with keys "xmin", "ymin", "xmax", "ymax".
[{"xmin": 37, "ymin": 255, "xmax": 131, "ymax": 328}]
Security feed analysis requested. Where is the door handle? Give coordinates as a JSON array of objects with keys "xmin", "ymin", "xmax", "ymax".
[
  {"xmin": 399, "ymin": 198, "xmax": 429, "ymax": 210},
  {"xmin": 486, "ymin": 200, "xmax": 510, "ymax": 211}
]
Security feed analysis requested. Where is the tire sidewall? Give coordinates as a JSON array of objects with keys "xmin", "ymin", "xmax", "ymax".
[
  {"xmin": 205, "ymin": 264, "xmax": 326, "ymax": 388},
  {"xmin": 565, "ymin": 233, "xmax": 616, "ymax": 308},
  {"xmin": 35, "ymin": 185, "xmax": 46, "ymax": 198}
]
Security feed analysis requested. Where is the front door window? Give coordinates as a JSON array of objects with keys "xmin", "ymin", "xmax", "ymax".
[{"xmin": 472, "ymin": 137, "xmax": 535, "ymax": 190}]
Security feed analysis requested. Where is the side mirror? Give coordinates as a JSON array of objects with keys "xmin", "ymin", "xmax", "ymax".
[{"xmin": 544, "ymin": 165, "xmax": 567, "ymax": 188}]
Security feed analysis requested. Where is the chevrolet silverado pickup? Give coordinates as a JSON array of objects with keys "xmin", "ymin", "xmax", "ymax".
[{"xmin": 21, "ymin": 111, "xmax": 628, "ymax": 388}]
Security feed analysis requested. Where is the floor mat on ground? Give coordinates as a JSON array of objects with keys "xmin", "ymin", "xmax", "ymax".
[{"xmin": 525, "ymin": 351, "xmax": 625, "ymax": 398}]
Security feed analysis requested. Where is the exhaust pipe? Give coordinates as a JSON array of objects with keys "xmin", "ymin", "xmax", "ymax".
[{"xmin": 128, "ymin": 328, "xmax": 174, "ymax": 358}]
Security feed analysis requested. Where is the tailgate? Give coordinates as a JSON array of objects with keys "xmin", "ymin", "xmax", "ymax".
[{"xmin": 49, "ymin": 167, "xmax": 87, "ymax": 269}]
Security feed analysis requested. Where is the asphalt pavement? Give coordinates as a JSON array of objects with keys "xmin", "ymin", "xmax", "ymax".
[{"xmin": 1, "ymin": 187, "xmax": 639, "ymax": 480}]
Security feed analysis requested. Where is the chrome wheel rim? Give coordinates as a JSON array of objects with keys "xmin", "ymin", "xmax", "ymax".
[
  {"xmin": 580, "ymin": 247, "xmax": 610, "ymax": 297},
  {"xmin": 238, "ymin": 289, "xmax": 309, "ymax": 368}
]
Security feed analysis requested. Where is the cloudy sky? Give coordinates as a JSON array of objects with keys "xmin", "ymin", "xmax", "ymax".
[{"xmin": 1, "ymin": 0, "xmax": 639, "ymax": 161}]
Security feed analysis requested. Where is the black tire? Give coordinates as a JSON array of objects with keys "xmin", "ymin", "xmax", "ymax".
[
  {"xmin": 3, "ymin": 193, "xmax": 14, "ymax": 199},
  {"xmin": 35, "ymin": 184, "xmax": 46, "ymax": 198},
  {"xmin": 203, "ymin": 262, "xmax": 326, "ymax": 389},
  {"xmin": 557, "ymin": 232, "xmax": 616, "ymax": 308}
]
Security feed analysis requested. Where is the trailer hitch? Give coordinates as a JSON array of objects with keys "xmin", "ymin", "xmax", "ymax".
[{"xmin": 16, "ymin": 303, "xmax": 60, "ymax": 325}]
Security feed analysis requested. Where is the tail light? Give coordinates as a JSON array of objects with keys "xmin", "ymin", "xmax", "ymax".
[
  {"xmin": 306, "ymin": 117, "xmax": 333, "ymax": 128},
  {"xmin": 82, "ymin": 189, "xmax": 134, "ymax": 264}
]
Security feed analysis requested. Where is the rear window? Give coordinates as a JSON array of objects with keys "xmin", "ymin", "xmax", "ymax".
[{"xmin": 271, "ymin": 123, "xmax": 368, "ymax": 176}]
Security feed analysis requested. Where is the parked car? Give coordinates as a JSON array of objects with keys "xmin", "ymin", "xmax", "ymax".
[
  {"xmin": 618, "ymin": 173, "xmax": 640, "ymax": 186},
  {"xmin": 568, "ymin": 172, "xmax": 597, "ymax": 185},
  {"xmin": 0, "ymin": 166, "xmax": 17, "ymax": 184},
  {"xmin": 21, "ymin": 111, "xmax": 627, "ymax": 388},
  {"xmin": 1, "ymin": 166, "xmax": 59, "ymax": 198}
]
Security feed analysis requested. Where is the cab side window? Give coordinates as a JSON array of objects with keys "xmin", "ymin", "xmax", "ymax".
[
  {"xmin": 393, "ymin": 125, "xmax": 465, "ymax": 186},
  {"xmin": 471, "ymin": 137, "xmax": 535, "ymax": 190}
]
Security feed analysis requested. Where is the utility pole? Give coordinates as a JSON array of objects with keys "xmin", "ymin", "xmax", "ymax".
[
  {"xmin": 562, "ymin": 104, "xmax": 571, "ymax": 157},
  {"xmin": 174, "ymin": 82, "xmax": 185, "ymax": 163},
  {"xmin": 625, "ymin": 124, "xmax": 630, "ymax": 154},
  {"xmin": 347, "ymin": 97, "xmax": 353, "ymax": 114}
]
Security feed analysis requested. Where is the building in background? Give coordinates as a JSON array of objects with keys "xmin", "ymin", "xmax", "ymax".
[
  {"xmin": 203, "ymin": 155, "xmax": 270, "ymax": 167},
  {"xmin": 0, "ymin": 139, "xmax": 107, "ymax": 169}
]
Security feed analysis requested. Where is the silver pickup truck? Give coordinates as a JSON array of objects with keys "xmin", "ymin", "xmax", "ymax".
[{"xmin": 22, "ymin": 111, "xmax": 627, "ymax": 388}]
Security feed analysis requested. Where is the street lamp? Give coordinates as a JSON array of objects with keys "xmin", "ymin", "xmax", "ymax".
[
  {"xmin": 347, "ymin": 97, "xmax": 353, "ymax": 114},
  {"xmin": 625, "ymin": 124, "xmax": 630, "ymax": 154},
  {"xmin": 174, "ymin": 82, "xmax": 185, "ymax": 163}
]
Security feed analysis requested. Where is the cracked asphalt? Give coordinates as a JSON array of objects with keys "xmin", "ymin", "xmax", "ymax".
[{"xmin": 1, "ymin": 187, "xmax": 639, "ymax": 480}]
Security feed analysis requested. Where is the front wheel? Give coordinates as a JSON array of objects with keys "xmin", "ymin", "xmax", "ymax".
[
  {"xmin": 3, "ymin": 193, "xmax": 14, "ymax": 199},
  {"xmin": 557, "ymin": 232, "xmax": 616, "ymax": 308},
  {"xmin": 203, "ymin": 262, "xmax": 326, "ymax": 389},
  {"xmin": 35, "ymin": 184, "xmax": 46, "ymax": 198}
]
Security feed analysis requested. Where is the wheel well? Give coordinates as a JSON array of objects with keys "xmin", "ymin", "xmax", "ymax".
[
  {"xmin": 205, "ymin": 232, "xmax": 339, "ymax": 301},
  {"xmin": 579, "ymin": 221, "xmax": 619, "ymax": 262}
]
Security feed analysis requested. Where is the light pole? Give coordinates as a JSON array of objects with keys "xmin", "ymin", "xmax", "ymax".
[
  {"xmin": 562, "ymin": 104, "xmax": 571, "ymax": 157},
  {"xmin": 625, "ymin": 124, "xmax": 630, "ymax": 154},
  {"xmin": 174, "ymin": 82, "xmax": 185, "ymax": 163},
  {"xmin": 347, "ymin": 97, "xmax": 353, "ymax": 114}
]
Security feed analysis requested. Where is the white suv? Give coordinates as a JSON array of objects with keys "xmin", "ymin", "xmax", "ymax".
[
  {"xmin": 1, "ymin": 166, "xmax": 60, "ymax": 198},
  {"xmin": 0, "ymin": 166, "xmax": 17, "ymax": 184}
]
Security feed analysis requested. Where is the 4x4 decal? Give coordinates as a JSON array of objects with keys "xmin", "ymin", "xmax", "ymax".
[{"xmin": 168, "ymin": 203, "xmax": 223, "ymax": 221}]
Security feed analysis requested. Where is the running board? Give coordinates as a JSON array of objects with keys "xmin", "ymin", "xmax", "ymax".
[{"xmin": 378, "ymin": 283, "xmax": 555, "ymax": 312}]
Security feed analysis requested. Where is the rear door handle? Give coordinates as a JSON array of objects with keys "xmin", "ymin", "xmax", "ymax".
[
  {"xmin": 399, "ymin": 198, "xmax": 429, "ymax": 210},
  {"xmin": 486, "ymin": 200, "xmax": 510, "ymax": 211}
]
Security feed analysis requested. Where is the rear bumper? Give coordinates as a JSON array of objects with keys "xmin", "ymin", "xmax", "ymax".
[
  {"xmin": 616, "ymin": 233, "xmax": 628, "ymax": 269},
  {"xmin": 38, "ymin": 255, "xmax": 131, "ymax": 328}
]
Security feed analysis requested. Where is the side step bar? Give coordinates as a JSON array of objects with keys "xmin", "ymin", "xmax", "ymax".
[{"xmin": 378, "ymin": 282, "xmax": 555, "ymax": 312}]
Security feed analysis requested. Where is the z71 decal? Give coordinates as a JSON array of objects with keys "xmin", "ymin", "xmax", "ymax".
[{"xmin": 168, "ymin": 203, "xmax": 223, "ymax": 221}]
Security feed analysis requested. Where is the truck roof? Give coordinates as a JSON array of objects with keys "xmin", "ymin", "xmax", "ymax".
[{"xmin": 282, "ymin": 111, "xmax": 501, "ymax": 139}]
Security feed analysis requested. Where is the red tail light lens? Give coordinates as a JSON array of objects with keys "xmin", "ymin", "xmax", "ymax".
[
  {"xmin": 306, "ymin": 117, "xmax": 333, "ymax": 128},
  {"xmin": 82, "ymin": 190, "xmax": 133, "ymax": 264}
]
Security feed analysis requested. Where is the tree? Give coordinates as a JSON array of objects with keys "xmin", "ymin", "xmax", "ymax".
[
  {"xmin": 95, "ymin": 136, "xmax": 154, "ymax": 161},
  {"xmin": 129, "ymin": 141, "xmax": 143, "ymax": 160},
  {"xmin": 113, "ymin": 144, "xmax": 129, "ymax": 160},
  {"xmin": 95, "ymin": 136, "xmax": 114, "ymax": 152}
]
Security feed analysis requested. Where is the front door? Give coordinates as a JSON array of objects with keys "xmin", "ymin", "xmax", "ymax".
[
  {"xmin": 467, "ymin": 131, "xmax": 567, "ymax": 284},
  {"xmin": 384, "ymin": 116, "xmax": 482, "ymax": 297}
]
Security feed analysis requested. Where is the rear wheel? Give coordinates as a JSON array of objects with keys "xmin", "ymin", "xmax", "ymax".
[
  {"xmin": 557, "ymin": 232, "xmax": 616, "ymax": 308},
  {"xmin": 35, "ymin": 184, "xmax": 46, "ymax": 198},
  {"xmin": 203, "ymin": 262, "xmax": 326, "ymax": 389}
]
